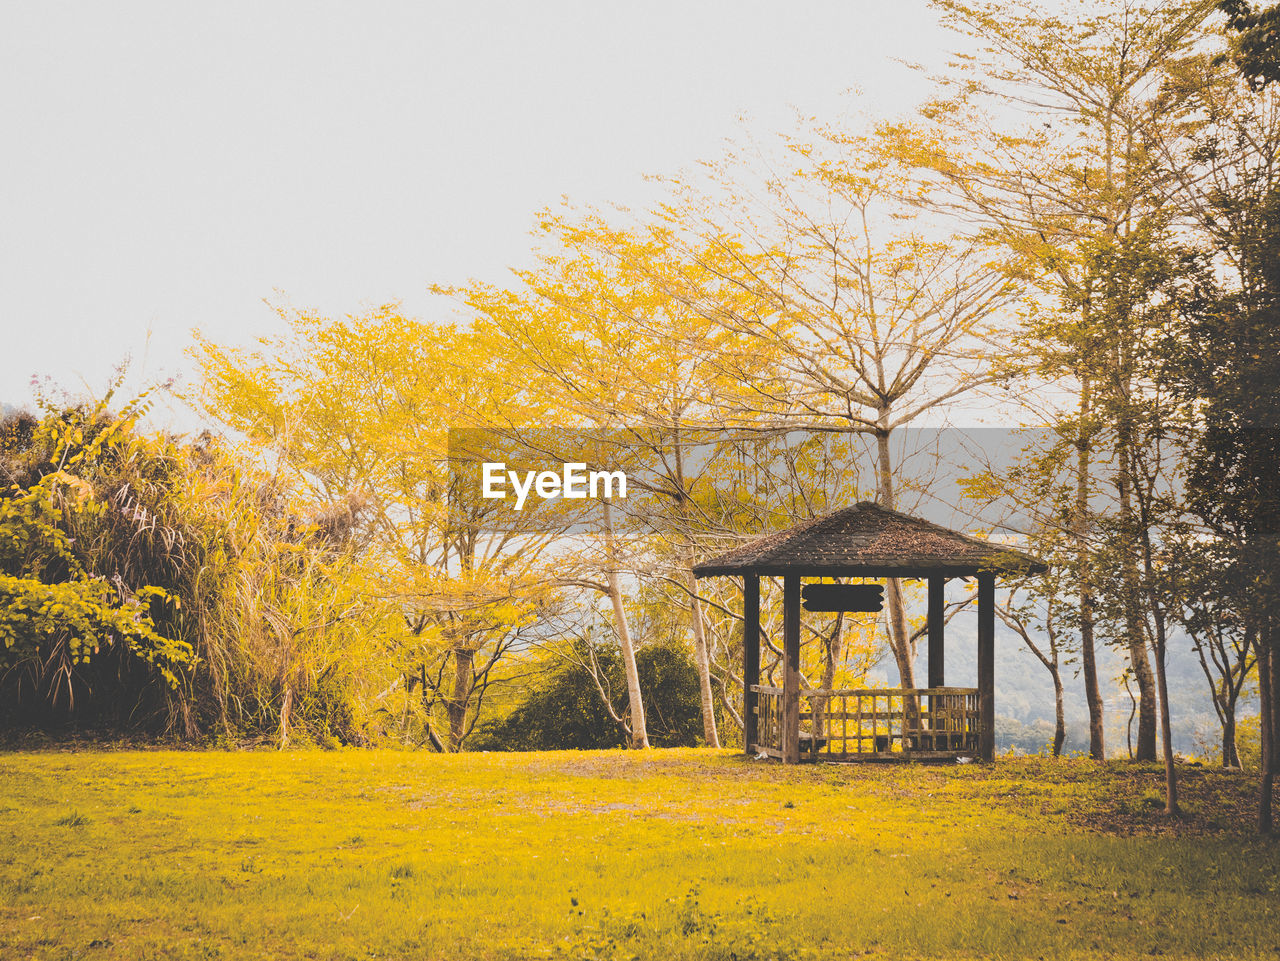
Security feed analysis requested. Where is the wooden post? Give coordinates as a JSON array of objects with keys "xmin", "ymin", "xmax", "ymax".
[
  {"xmin": 782, "ymin": 574, "xmax": 801, "ymax": 764},
  {"xmin": 977, "ymin": 572, "xmax": 996, "ymax": 762},
  {"xmin": 928, "ymin": 576, "xmax": 945, "ymax": 688},
  {"xmin": 743, "ymin": 575, "xmax": 761, "ymax": 755},
  {"xmin": 927, "ymin": 575, "xmax": 945, "ymax": 751}
]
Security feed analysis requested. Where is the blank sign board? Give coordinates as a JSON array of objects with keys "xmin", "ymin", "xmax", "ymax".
[{"xmin": 800, "ymin": 583, "xmax": 885, "ymax": 613}]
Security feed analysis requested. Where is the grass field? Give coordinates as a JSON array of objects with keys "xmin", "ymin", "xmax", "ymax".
[{"xmin": 0, "ymin": 749, "xmax": 1277, "ymax": 960}]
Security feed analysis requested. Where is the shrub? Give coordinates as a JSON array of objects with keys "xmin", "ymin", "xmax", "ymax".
[{"xmin": 470, "ymin": 638, "xmax": 702, "ymax": 751}]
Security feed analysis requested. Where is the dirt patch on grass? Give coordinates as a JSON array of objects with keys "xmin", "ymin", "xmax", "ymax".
[
  {"xmin": 519, "ymin": 753, "xmax": 1265, "ymax": 836},
  {"xmin": 1056, "ymin": 765, "xmax": 1259, "ymax": 836},
  {"xmin": 923, "ymin": 757, "xmax": 1262, "ymax": 836}
]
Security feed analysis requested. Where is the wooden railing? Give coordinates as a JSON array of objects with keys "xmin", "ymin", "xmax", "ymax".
[
  {"xmin": 752, "ymin": 685, "xmax": 784, "ymax": 758},
  {"xmin": 750, "ymin": 685, "xmax": 982, "ymax": 759}
]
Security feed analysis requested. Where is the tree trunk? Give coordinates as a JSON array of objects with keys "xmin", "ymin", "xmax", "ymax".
[
  {"xmin": 686, "ymin": 565, "xmax": 721, "ymax": 748},
  {"xmin": 885, "ymin": 579, "xmax": 915, "ymax": 688},
  {"xmin": 1129, "ymin": 634, "xmax": 1159, "ymax": 762},
  {"xmin": 1135, "ymin": 479, "xmax": 1179, "ymax": 813},
  {"xmin": 608, "ymin": 571, "xmax": 648, "ymax": 749},
  {"xmin": 1259, "ymin": 622, "xmax": 1276, "ymax": 834},
  {"xmin": 1076, "ymin": 380, "xmax": 1106, "ymax": 760},
  {"xmin": 278, "ymin": 683, "xmax": 292, "ymax": 750},
  {"xmin": 1124, "ymin": 674, "xmax": 1137, "ymax": 760},
  {"xmin": 875, "ymin": 427, "xmax": 915, "ymax": 689},
  {"xmin": 1154, "ymin": 626, "xmax": 1180, "ymax": 815},
  {"xmin": 814, "ymin": 611, "xmax": 844, "ymax": 739},
  {"xmin": 1115, "ymin": 422, "xmax": 1157, "ymax": 763},
  {"xmin": 1196, "ymin": 634, "xmax": 1245, "ymax": 770},
  {"xmin": 447, "ymin": 647, "xmax": 473, "ymax": 751},
  {"xmin": 1223, "ymin": 707, "xmax": 1240, "ymax": 770},
  {"xmin": 414, "ymin": 665, "xmax": 447, "ymax": 752},
  {"xmin": 1051, "ymin": 665, "xmax": 1066, "ymax": 757},
  {"xmin": 672, "ymin": 433, "xmax": 719, "ymax": 749},
  {"xmin": 603, "ymin": 501, "xmax": 648, "ymax": 748}
]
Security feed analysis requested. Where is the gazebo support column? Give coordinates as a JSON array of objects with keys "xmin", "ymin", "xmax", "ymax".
[
  {"xmin": 743, "ymin": 575, "xmax": 760, "ymax": 756},
  {"xmin": 782, "ymin": 574, "xmax": 801, "ymax": 764},
  {"xmin": 977, "ymin": 572, "xmax": 995, "ymax": 762},
  {"xmin": 928, "ymin": 576, "xmax": 945, "ymax": 688}
]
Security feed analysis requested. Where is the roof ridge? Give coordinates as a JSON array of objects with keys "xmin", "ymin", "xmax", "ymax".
[{"xmin": 693, "ymin": 499, "xmax": 1046, "ymax": 578}]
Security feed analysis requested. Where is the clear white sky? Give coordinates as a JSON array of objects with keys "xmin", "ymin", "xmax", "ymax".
[{"xmin": 2, "ymin": 1, "xmax": 955, "ymax": 426}]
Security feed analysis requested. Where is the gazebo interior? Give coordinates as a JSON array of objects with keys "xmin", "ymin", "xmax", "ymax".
[{"xmin": 693, "ymin": 502, "xmax": 1046, "ymax": 763}]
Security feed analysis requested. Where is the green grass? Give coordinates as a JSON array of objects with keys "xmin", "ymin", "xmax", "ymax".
[{"xmin": 0, "ymin": 750, "xmax": 1276, "ymax": 960}]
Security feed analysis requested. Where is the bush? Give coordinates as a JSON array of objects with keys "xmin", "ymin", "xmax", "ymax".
[
  {"xmin": 1236, "ymin": 713, "xmax": 1261, "ymax": 772},
  {"xmin": 470, "ymin": 638, "xmax": 702, "ymax": 751},
  {"xmin": 0, "ymin": 402, "xmax": 372, "ymax": 744}
]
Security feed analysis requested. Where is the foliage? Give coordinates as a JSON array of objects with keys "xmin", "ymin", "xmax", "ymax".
[
  {"xmin": 0, "ymin": 395, "xmax": 372, "ymax": 743},
  {"xmin": 895, "ymin": 4, "xmax": 1236, "ymax": 809},
  {"xmin": 174, "ymin": 446, "xmax": 375, "ymax": 746},
  {"xmin": 0, "ymin": 475, "xmax": 187, "ymax": 708},
  {"xmin": 470, "ymin": 638, "xmax": 702, "ymax": 750},
  {"xmin": 1157, "ymin": 45, "xmax": 1280, "ymax": 824},
  {"xmin": 0, "ymin": 401, "xmax": 194, "ymax": 726},
  {"xmin": 1220, "ymin": 0, "xmax": 1280, "ymax": 89},
  {"xmin": 447, "ymin": 214, "xmax": 782, "ymax": 751},
  {"xmin": 1170, "ymin": 532, "xmax": 1258, "ymax": 767},
  {"xmin": 1169, "ymin": 188, "xmax": 1280, "ymax": 550},
  {"xmin": 193, "ymin": 306, "xmax": 560, "ymax": 750}
]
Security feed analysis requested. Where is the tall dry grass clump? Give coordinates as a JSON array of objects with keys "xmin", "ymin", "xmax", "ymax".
[{"xmin": 0, "ymin": 394, "xmax": 380, "ymax": 745}]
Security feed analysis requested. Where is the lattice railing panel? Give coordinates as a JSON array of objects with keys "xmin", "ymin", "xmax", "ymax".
[
  {"xmin": 751, "ymin": 685, "xmax": 783, "ymax": 757},
  {"xmin": 751, "ymin": 686, "xmax": 982, "ymax": 759}
]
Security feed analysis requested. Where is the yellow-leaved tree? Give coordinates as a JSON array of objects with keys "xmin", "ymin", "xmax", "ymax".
[
  {"xmin": 659, "ymin": 122, "xmax": 1022, "ymax": 693},
  {"xmin": 442, "ymin": 211, "xmax": 781, "ymax": 749},
  {"xmin": 193, "ymin": 305, "xmax": 561, "ymax": 750}
]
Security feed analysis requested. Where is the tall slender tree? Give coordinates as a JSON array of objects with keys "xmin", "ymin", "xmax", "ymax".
[
  {"xmin": 1152, "ymin": 12, "xmax": 1280, "ymax": 829},
  {"xmin": 663, "ymin": 125, "xmax": 1020, "ymax": 690},
  {"xmin": 447, "ymin": 215, "xmax": 774, "ymax": 748},
  {"xmin": 891, "ymin": 0, "xmax": 1219, "ymax": 763},
  {"xmin": 194, "ymin": 307, "xmax": 558, "ymax": 750}
]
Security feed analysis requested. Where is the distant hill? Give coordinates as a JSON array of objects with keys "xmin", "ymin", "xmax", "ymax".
[{"xmin": 866, "ymin": 616, "xmax": 1237, "ymax": 759}]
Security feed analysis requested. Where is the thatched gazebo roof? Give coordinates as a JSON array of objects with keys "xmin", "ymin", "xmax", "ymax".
[{"xmin": 693, "ymin": 501, "xmax": 1046, "ymax": 579}]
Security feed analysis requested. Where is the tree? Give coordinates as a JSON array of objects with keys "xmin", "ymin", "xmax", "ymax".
[
  {"xmin": 0, "ymin": 381, "xmax": 389, "ymax": 745},
  {"xmin": 1080, "ymin": 222, "xmax": 1193, "ymax": 812},
  {"xmin": 892, "ymin": 0, "xmax": 1220, "ymax": 771},
  {"xmin": 448, "ymin": 214, "xmax": 774, "ymax": 749},
  {"xmin": 664, "ymin": 123, "xmax": 1020, "ymax": 693},
  {"xmin": 994, "ymin": 555, "xmax": 1074, "ymax": 757},
  {"xmin": 1175, "ymin": 535, "xmax": 1257, "ymax": 767},
  {"xmin": 1154, "ymin": 25, "xmax": 1280, "ymax": 828},
  {"xmin": 194, "ymin": 306, "xmax": 559, "ymax": 750},
  {"xmin": 0, "ymin": 400, "xmax": 188, "ymax": 722},
  {"xmin": 1220, "ymin": 0, "xmax": 1280, "ymax": 88},
  {"xmin": 1165, "ymin": 189, "xmax": 1280, "ymax": 829},
  {"xmin": 0, "ymin": 460, "xmax": 189, "ymax": 720}
]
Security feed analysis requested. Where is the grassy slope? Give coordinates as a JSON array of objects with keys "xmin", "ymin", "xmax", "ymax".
[{"xmin": 0, "ymin": 750, "xmax": 1276, "ymax": 961}]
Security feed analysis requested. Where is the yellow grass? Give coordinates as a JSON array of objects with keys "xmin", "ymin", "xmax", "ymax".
[{"xmin": 0, "ymin": 749, "xmax": 1275, "ymax": 960}]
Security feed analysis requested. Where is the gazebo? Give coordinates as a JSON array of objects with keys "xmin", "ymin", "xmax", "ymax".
[{"xmin": 693, "ymin": 501, "xmax": 1046, "ymax": 763}]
